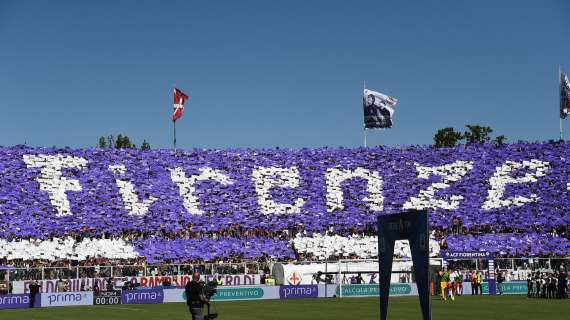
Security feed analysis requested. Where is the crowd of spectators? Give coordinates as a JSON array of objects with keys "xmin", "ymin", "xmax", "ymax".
[
  {"xmin": 1, "ymin": 144, "xmax": 569, "ymax": 275},
  {"xmin": 0, "ymin": 219, "xmax": 568, "ymax": 272}
]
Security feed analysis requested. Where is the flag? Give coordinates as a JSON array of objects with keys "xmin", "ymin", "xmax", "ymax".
[
  {"xmin": 561, "ymin": 71, "xmax": 570, "ymax": 119},
  {"xmin": 363, "ymin": 89, "xmax": 398, "ymax": 129},
  {"xmin": 172, "ymin": 88, "xmax": 189, "ymax": 122}
]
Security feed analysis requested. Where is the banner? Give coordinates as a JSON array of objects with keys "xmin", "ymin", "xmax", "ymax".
[
  {"xmin": 163, "ymin": 288, "xmax": 187, "ymax": 303},
  {"xmin": 212, "ymin": 287, "xmax": 265, "ymax": 301},
  {"xmin": 14, "ymin": 274, "xmax": 261, "ymax": 294},
  {"xmin": 0, "ymin": 294, "xmax": 40, "ymax": 309},
  {"xmin": 202, "ymin": 274, "xmax": 260, "ymax": 286},
  {"xmin": 40, "ymin": 292, "xmax": 93, "ymax": 308},
  {"xmin": 94, "ymin": 290, "xmax": 121, "ymax": 305},
  {"xmin": 462, "ymin": 281, "xmax": 527, "ymax": 295},
  {"xmin": 121, "ymin": 288, "xmax": 164, "ymax": 304},
  {"xmin": 442, "ymin": 251, "xmax": 492, "ymax": 260},
  {"xmin": 279, "ymin": 285, "xmax": 318, "ymax": 299},
  {"xmin": 498, "ymin": 281, "xmax": 528, "ymax": 295},
  {"xmin": 164, "ymin": 286, "xmax": 281, "ymax": 302},
  {"xmin": 17, "ymin": 278, "xmax": 119, "ymax": 294},
  {"xmin": 336, "ymin": 283, "xmax": 415, "ymax": 297},
  {"xmin": 164, "ymin": 284, "xmax": 416, "ymax": 303}
]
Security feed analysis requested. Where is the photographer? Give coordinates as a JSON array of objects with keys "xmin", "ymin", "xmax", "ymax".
[{"xmin": 185, "ymin": 272, "xmax": 210, "ymax": 320}]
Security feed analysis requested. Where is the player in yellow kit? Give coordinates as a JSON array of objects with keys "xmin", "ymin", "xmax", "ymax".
[{"xmin": 440, "ymin": 270, "xmax": 450, "ymax": 300}]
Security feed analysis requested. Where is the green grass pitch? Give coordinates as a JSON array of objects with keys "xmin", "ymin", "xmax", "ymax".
[{"xmin": 1, "ymin": 296, "xmax": 568, "ymax": 320}]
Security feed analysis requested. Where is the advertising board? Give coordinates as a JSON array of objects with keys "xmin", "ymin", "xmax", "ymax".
[
  {"xmin": 40, "ymin": 292, "xmax": 93, "ymax": 307},
  {"xmin": 121, "ymin": 288, "xmax": 164, "ymax": 305}
]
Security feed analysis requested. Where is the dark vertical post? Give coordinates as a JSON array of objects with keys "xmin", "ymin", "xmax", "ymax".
[{"xmin": 173, "ymin": 120, "xmax": 177, "ymax": 152}]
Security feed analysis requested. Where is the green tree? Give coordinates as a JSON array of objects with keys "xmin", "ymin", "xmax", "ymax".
[
  {"xmin": 121, "ymin": 135, "xmax": 134, "ymax": 149},
  {"xmin": 98, "ymin": 136, "xmax": 107, "ymax": 148},
  {"xmin": 115, "ymin": 134, "xmax": 124, "ymax": 149},
  {"xmin": 434, "ymin": 127, "xmax": 463, "ymax": 148},
  {"xmin": 463, "ymin": 125, "xmax": 493, "ymax": 144},
  {"xmin": 126, "ymin": 136, "xmax": 136, "ymax": 149},
  {"xmin": 141, "ymin": 140, "xmax": 151, "ymax": 151},
  {"xmin": 98, "ymin": 134, "xmax": 146, "ymax": 149},
  {"xmin": 493, "ymin": 135, "xmax": 507, "ymax": 146}
]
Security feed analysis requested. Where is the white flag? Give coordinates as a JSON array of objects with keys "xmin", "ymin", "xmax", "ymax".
[{"xmin": 363, "ymin": 89, "xmax": 398, "ymax": 129}]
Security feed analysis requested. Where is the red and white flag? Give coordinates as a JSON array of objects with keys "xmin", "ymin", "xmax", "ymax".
[{"xmin": 172, "ymin": 88, "xmax": 189, "ymax": 122}]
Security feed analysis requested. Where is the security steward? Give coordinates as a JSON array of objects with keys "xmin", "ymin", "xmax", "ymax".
[{"xmin": 185, "ymin": 272, "xmax": 210, "ymax": 320}]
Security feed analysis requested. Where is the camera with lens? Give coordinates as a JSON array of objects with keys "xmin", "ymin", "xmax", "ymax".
[
  {"xmin": 201, "ymin": 280, "xmax": 218, "ymax": 299},
  {"xmin": 201, "ymin": 281, "xmax": 219, "ymax": 320}
]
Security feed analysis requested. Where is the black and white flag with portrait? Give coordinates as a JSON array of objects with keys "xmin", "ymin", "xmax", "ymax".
[
  {"xmin": 363, "ymin": 89, "xmax": 398, "ymax": 129},
  {"xmin": 561, "ymin": 71, "xmax": 570, "ymax": 119}
]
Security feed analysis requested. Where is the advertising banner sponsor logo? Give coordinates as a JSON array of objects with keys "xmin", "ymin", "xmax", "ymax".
[
  {"xmin": 0, "ymin": 294, "xmax": 40, "ymax": 309},
  {"xmin": 169, "ymin": 286, "xmax": 281, "ymax": 302},
  {"xmin": 442, "ymin": 251, "xmax": 492, "ymax": 260},
  {"xmin": 465, "ymin": 281, "xmax": 526, "ymax": 295},
  {"xmin": 121, "ymin": 288, "xmax": 164, "ymax": 304},
  {"xmin": 337, "ymin": 284, "xmax": 412, "ymax": 297},
  {"xmin": 279, "ymin": 285, "xmax": 318, "ymax": 299},
  {"xmin": 481, "ymin": 282, "xmax": 490, "ymax": 295},
  {"xmin": 164, "ymin": 288, "xmax": 186, "ymax": 303},
  {"xmin": 286, "ymin": 271, "xmax": 302, "ymax": 285},
  {"xmin": 499, "ymin": 282, "xmax": 528, "ymax": 294},
  {"xmin": 41, "ymin": 292, "xmax": 93, "ymax": 307},
  {"xmin": 212, "ymin": 287, "xmax": 265, "ymax": 301},
  {"xmin": 94, "ymin": 290, "xmax": 121, "ymax": 305}
]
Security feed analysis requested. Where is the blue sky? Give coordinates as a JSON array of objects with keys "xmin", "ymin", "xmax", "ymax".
[{"xmin": 0, "ymin": 1, "xmax": 569, "ymax": 149}]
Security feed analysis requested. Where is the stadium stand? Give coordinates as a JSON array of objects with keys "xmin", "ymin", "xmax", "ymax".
[{"xmin": 0, "ymin": 142, "xmax": 569, "ymax": 270}]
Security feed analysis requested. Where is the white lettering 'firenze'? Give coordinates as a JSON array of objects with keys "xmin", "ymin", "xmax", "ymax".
[
  {"xmin": 482, "ymin": 159, "xmax": 550, "ymax": 209},
  {"xmin": 23, "ymin": 154, "xmax": 87, "ymax": 217},
  {"xmin": 252, "ymin": 167, "xmax": 305, "ymax": 215},
  {"xmin": 326, "ymin": 168, "xmax": 383, "ymax": 212},
  {"xmin": 109, "ymin": 165, "xmax": 157, "ymax": 216},
  {"xmin": 403, "ymin": 161, "xmax": 473, "ymax": 210},
  {"xmin": 169, "ymin": 167, "xmax": 233, "ymax": 215}
]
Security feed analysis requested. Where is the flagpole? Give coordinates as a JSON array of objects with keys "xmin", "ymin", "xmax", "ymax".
[
  {"xmin": 557, "ymin": 65, "xmax": 564, "ymax": 141},
  {"xmin": 363, "ymin": 80, "xmax": 367, "ymax": 148},
  {"xmin": 172, "ymin": 85, "xmax": 177, "ymax": 153},
  {"xmin": 173, "ymin": 120, "xmax": 177, "ymax": 152}
]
